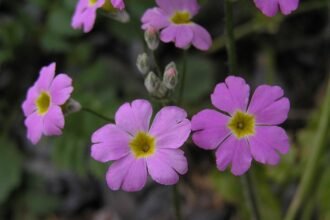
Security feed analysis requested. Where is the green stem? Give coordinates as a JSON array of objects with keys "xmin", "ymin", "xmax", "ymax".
[
  {"xmin": 224, "ymin": 0, "xmax": 260, "ymax": 218},
  {"xmin": 81, "ymin": 107, "xmax": 114, "ymax": 122},
  {"xmin": 150, "ymin": 50, "xmax": 162, "ymax": 77},
  {"xmin": 241, "ymin": 172, "xmax": 261, "ymax": 220},
  {"xmin": 173, "ymin": 184, "xmax": 182, "ymax": 220},
  {"xmin": 178, "ymin": 50, "xmax": 187, "ymax": 105},
  {"xmin": 284, "ymin": 78, "xmax": 330, "ymax": 220},
  {"xmin": 224, "ymin": 0, "xmax": 238, "ymax": 74}
]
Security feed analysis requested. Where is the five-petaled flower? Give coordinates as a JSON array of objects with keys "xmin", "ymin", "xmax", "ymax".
[
  {"xmin": 22, "ymin": 63, "xmax": 74, "ymax": 144},
  {"xmin": 91, "ymin": 99, "xmax": 191, "ymax": 191},
  {"xmin": 141, "ymin": 0, "xmax": 212, "ymax": 51},
  {"xmin": 191, "ymin": 76, "xmax": 290, "ymax": 176},
  {"xmin": 254, "ymin": 0, "xmax": 299, "ymax": 17},
  {"xmin": 72, "ymin": 0, "xmax": 125, "ymax": 33}
]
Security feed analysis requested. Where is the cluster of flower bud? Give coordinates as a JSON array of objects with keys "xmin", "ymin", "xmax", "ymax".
[{"xmin": 137, "ymin": 54, "xmax": 178, "ymax": 99}]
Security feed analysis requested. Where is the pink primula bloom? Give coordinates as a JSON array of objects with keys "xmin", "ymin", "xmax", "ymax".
[
  {"xmin": 141, "ymin": 0, "xmax": 212, "ymax": 51},
  {"xmin": 254, "ymin": 0, "xmax": 299, "ymax": 17},
  {"xmin": 22, "ymin": 63, "xmax": 73, "ymax": 144},
  {"xmin": 191, "ymin": 76, "xmax": 290, "ymax": 176},
  {"xmin": 91, "ymin": 99, "xmax": 191, "ymax": 192},
  {"xmin": 71, "ymin": 0, "xmax": 125, "ymax": 33}
]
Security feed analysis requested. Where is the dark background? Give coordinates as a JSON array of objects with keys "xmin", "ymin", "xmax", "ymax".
[{"xmin": 0, "ymin": 0, "xmax": 329, "ymax": 219}]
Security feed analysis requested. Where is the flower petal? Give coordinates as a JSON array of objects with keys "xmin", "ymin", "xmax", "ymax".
[
  {"xmin": 211, "ymin": 76, "xmax": 250, "ymax": 115},
  {"xmin": 141, "ymin": 8, "xmax": 169, "ymax": 30},
  {"xmin": 174, "ymin": 25, "xmax": 193, "ymax": 49},
  {"xmin": 50, "ymin": 74, "xmax": 73, "ymax": 105},
  {"xmin": 149, "ymin": 106, "xmax": 190, "ymax": 149},
  {"xmin": 35, "ymin": 63, "xmax": 56, "ymax": 91},
  {"xmin": 160, "ymin": 25, "xmax": 177, "ymax": 43},
  {"xmin": 111, "ymin": 0, "xmax": 125, "ymax": 10},
  {"xmin": 156, "ymin": 0, "xmax": 183, "ymax": 14},
  {"xmin": 249, "ymin": 126, "xmax": 289, "ymax": 165},
  {"xmin": 191, "ymin": 24, "xmax": 212, "ymax": 51},
  {"xmin": 216, "ymin": 136, "xmax": 252, "ymax": 176},
  {"xmin": 146, "ymin": 150, "xmax": 182, "ymax": 185},
  {"xmin": 106, "ymin": 155, "xmax": 147, "ymax": 192},
  {"xmin": 279, "ymin": 0, "xmax": 299, "ymax": 15},
  {"xmin": 82, "ymin": 8, "xmax": 97, "ymax": 33},
  {"xmin": 25, "ymin": 112, "xmax": 43, "ymax": 144},
  {"xmin": 115, "ymin": 99, "xmax": 153, "ymax": 135},
  {"xmin": 22, "ymin": 86, "xmax": 38, "ymax": 116},
  {"xmin": 254, "ymin": 0, "xmax": 279, "ymax": 17},
  {"xmin": 91, "ymin": 124, "xmax": 130, "ymax": 162},
  {"xmin": 182, "ymin": 0, "xmax": 200, "ymax": 16},
  {"xmin": 191, "ymin": 109, "xmax": 230, "ymax": 150},
  {"xmin": 248, "ymin": 85, "xmax": 290, "ymax": 125},
  {"xmin": 43, "ymin": 105, "xmax": 64, "ymax": 136}
]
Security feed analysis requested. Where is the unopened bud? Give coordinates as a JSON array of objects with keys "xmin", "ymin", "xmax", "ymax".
[
  {"xmin": 62, "ymin": 99, "xmax": 81, "ymax": 115},
  {"xmin": 144, "ymin": 72, "xmax": 168, "ymax": 98},
  {"xmin": 144, "ymin": 27, "xmax": 159, "ymax": 51},
  {"xmin": 136, "ymin": 53, "xmax": 150, "ymax": 75},
  {"xmin": 163, "ymin": 62, "xmax": 178, "ymax": 90}
]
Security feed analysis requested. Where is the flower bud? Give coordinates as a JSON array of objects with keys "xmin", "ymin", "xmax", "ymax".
[
  {"xmin": 144, "ymin": 27, "xmax": 159, "ymax": 51},
  {"xmin": 136, "ymin": 53, "xmax": 150, "ymax": 75},
  {"xmin": 163, "ymin": 62, "xmax": 178, "ymax": 90},
  {"xmin": 144, "ymin": 72, "xmax": 168, "ymax": 98},
  {"xmin": 62, "ymin": 98, "xmax": 81, "ymax": 116}
]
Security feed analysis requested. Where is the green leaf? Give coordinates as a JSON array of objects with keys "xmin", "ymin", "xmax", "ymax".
[{"xmin": 0, "ymin": 136, "xmax": 23, "ymax": 204}]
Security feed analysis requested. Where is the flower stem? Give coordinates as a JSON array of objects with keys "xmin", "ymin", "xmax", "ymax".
[
  {"xmin": 224, "ymin": 0, "xmax": 238, "ymax": 74},
  {"xmin": 173, "ymin": 184, "xmax": 182, "ymax": 220},
  {"xmin": 150, "ymin": 50, "xmax": 162, "ymax": 77},
  {"xmin": 284, "ymin": 78, "xmax": 330, "ymax": 220},
  {"xmin": 241, "ymin": 172, "xmax": 261, "ymax": 220},
  {"xmin": 81, "ymin": 107, "xmax": 114, "ymax": 122},
  {"xmin": 179, "ymin": 50, "xmax": 187, "ymax": 105}
]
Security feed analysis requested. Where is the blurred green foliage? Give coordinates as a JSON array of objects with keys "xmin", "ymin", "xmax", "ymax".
[{"xmin": 0, "ymin": 0, "xmax": 328, "ymax": 219}]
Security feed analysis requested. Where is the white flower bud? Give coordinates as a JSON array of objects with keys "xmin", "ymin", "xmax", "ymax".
[
  {"xmin": 144, "ymin": 27, "xmax": 159, "ymax": 51},
  {"xmin": 144, "ymin": 72, "xmax": 168, "ymax": 98},
  {"xmin": 163, "ymin": 62, "xmax": 178, "ymax": 90},
  {"xmin": 136, "ymin": 53, "xmax": 150, "ymax": 75},
  {"xmin": 62, "ymin": 98, "xmax": 81, "ymax": 115}
]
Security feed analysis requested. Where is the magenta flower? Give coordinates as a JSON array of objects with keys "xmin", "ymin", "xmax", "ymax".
[
  {"xmin": 91, "ymin": 100, "xmax": 190, "ymax": 191},
  {"xmin": 191, "ymin": 76, "xmax": 290, "ymax": 176},
  {"xmin": 254, "ymin": 0, "xmax": 299, "ymax": 17},
  {"xmin": 22, "ymin": 63, "xmax": 73, "ymax": 144},
  {"xmin": 72, "ymin": 0, "xmax": 125, "ymax": 33},
  {"xmin": 141, "ymin": 0, "xmax": 212, "ymax": 51}
]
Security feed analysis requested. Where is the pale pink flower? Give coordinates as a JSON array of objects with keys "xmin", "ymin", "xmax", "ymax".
[
  {"xmin": 22, "ymin": 63, "xmax": 73, "ymax": 144},
  {"xmin": 91, "ymin": 99, "xmax": 191, "ymax": 191}
]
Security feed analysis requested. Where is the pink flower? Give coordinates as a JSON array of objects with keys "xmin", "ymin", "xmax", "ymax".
[
  {"xmin": 91, "ymin": 99, "xmax": 191, "ymax": 191},
  {"xmin": 141, "ymin": 0, "xmax": 212, "ymax": 51},
  {"xmin": 191, "ymin": 76, "xmax": 290, "ymax": 176},
  {"xmin": 254, "ymin": 0, "xmax": 299, "ymax": 17},
  {"xmin": 71, "ymin": 0, "xmax": 125, "ymax": 33},
  {"xmin": 22, "ymin": 63, "xmax": 73, "ymax": 144}
]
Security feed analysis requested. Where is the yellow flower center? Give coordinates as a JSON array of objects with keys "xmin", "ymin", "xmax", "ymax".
[
  {"xmin": 101, "ymin": 0, "xmax": 117, "ymax": 12},
  {"xmin": 36, "ymin": 92, "xmax": 51, "ymax": 115},
  {"xmin": 228, "ymin": 111, "xmax": 255, "ymax": 139},
  {"xmin": 171, "ymin": 11, "xmax": 192, "ymax": 24},
  {"xmin": 129, "ymin": 132, "xmax": 156, "ymax": 158},
  {"xmin": 88, "ymin": 0, "xmax": 97, "ymax": 6}
]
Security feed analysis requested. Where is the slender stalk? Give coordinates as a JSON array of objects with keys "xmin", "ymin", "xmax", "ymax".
[
  {"xmin": 284, "ymin": 79, "xmax": 330, "ymax": 220},
  {"xmin": 224, "ymin": 0, "xmax": 238, "ymax": 74},
  {"xmin": 178, "ymin": 50, "xmax": 187, "ymax": 105},
  {"xmin": 224, "ymin": 0, "xmax": 260, "ymax": 218},
  {"xmin": 173, "ymin": 184, "xmax": 182, "ymax": 220},
  {"xmin": 150, "ymin": 50, "xmax": 162, "ymax": 77},
  {"xmin": 241, "ymin": 172, "xmax": 261, "ymax": 220},
  {"xmin": 81, "ymin": 107, "xmax": 114, "ymax": 122}
]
